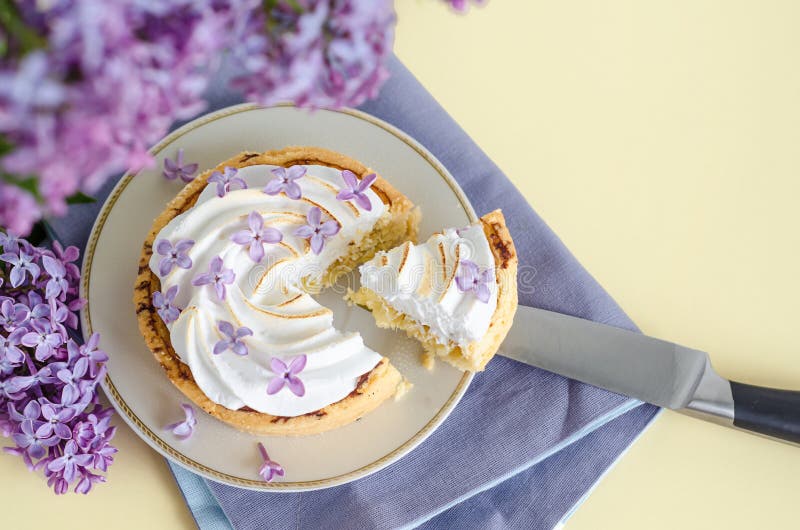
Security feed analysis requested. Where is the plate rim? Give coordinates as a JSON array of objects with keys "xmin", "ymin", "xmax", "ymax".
[{"xmin": 80, "ymin": 103, "xmax": 477, "ymax": 491}]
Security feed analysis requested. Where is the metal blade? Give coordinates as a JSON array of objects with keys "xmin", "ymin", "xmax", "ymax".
[{"xmin": 499, "ymin": 305, "xmax": 710, "ymax": 409}]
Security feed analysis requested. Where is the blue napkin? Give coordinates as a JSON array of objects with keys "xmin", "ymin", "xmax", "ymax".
[{"xmin": 50, "ymin": 56, "xmax": 659, "ymax": 529}]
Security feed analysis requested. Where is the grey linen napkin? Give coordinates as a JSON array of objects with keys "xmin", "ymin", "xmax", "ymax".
[{"xmin": 49, "ymin": 56, "xmax": 659, "ymax": 529}]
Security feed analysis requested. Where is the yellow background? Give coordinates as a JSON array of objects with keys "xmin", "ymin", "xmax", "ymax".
[{"xmin": 3, "ymin": 1, "xmax": 800, "ymax": 528}]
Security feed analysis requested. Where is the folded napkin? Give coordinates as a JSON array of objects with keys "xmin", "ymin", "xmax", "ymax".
[{"xmin": 49, "ymin": 56, "xmax": 659, "ymax": 529}]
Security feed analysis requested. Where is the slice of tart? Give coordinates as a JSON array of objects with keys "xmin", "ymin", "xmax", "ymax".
[
  {"xmin": 134, "ymin": 146, "xmax": 419, "ymax": 436},
  {"xmin": 349, "ymin": 210, "xmax": 517, "ymax": 372}
]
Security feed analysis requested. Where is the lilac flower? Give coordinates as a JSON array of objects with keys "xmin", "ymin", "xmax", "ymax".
[
  {"xmin": 336, "ymin": 170, "xmax": 377, "ymax": 211},
  {"xmin": 213, "ymin": 321, "xmax": 253, "ymax": 356},
  {"xmin": 47, "ymin": 440, "xmax": 94, "ymax": 484},
  {"xmin": 267, "ymin": 355, "xmax": 307, "ymax": 397},
  {"xmin": 12, "ymin": 420, "xmax": 60, "ymax": 460},
  {"xmin": 21, "ymin": 319, "xmax": 63, "ymax": 362},
  {"xmin": 0, "ymin": 299, "xmax": 29, "ymax": 331},
  {"xmin": 231, "ymin": 1, "xmax": 394, "ymax": 109},
  {"xmin": 257, "ymin": 442, "xmax": 285, "ymax": 483},
  {"xmin": 0, "ymin": 234, "xmax": 115, "ymax": 493},
  {"xmin": 164, "ymin": 404, "xmax": 197, "ymax": 441},
  {"xmin": 455, "ymin": 260, "xmax": 494, "ymax": 304},
  {"xmin": 1, "ymin": 248, "xmax": 40, "ymax": 287},
  {"xmin": 66, "ymin": 333, "xmax": 108, "ymax": 379},
  {"xmin": 0, "ymin": 185, "xmax": 42, "ymax": 237},
  {"xmin": 152, "ymin": 285, "xmax": 181, "ymax": 324},
  {"xmin": 208, "ymin": 166, "xmax": 247, "ymax": 198},
  {"xmin": 263, "ymin": 166, "xmax": 306, "ymax": 200},
  {"xmin": 446, "ymin": 0, "xmax": 485, "ymax": 12},
  {"xmin": 231, "ymin": 211, "xmax": 283, "ymax": 263},
  {"xmin": 162, "ymin": 148, "xmax": 199, "ymax": 183},
  {"xmin": 0, "ymin": 328, "xmax": 27, "ymax": 366},
  {"xmin": 42, "ymin": 255, "xmax": 70, "ymax": 300},
  {"xmin": 294, "ymin": 207, "xmax": 340, "ymax": 255},
  {"xmin": 155, "ymin": 239, "xmax": 194, "ymax": 276},
  {"xmin": 192, "ymin": 256, "xmax": 235, "ymax": 301},
  {"xmin": 75, "ymin": 471, "xmax": 106, "ymax": 494}
]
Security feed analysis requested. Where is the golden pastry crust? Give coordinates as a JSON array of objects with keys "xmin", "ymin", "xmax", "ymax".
[
  {"xmin": 349, "ymin": 209, "xmax": 518, "ymax": 372},
  {"xmin": 133, "ymin": 146, "xmax": 412, "ymax": 436}
]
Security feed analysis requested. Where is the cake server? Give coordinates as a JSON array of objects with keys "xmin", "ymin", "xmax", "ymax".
[{"xmin": 499, "ymin": 305, "xmax": 800, "ymax": 445}]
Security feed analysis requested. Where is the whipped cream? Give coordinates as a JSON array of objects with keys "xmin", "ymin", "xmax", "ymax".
[
  {"xmin": 359, "ymin": 222, "xmax": 498, "ymax": 349},
  {"xmin": 149, "ymin": 164, "xmax": 386, "ymax": 417}
]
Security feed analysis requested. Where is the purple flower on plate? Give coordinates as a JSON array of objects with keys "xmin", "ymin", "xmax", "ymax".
[
  {"xmin": 455, "ymin": 259, "xmax": 494, "ymax": 304},
  {"xmin": 0, "ymin": 299, "xmax": 29, "ymax": 331},
  {"xmin": 162, "ymin": 148, "xmax": 199, "ymax": 183},
  {"xmin": 336, "ymin": 170, "xmax": 377, "ymax": 211},
  {"xmin": 164, "ymin": 404, "xmax": 197, "ymax": 441},
  {"xmin": 13, "ymin": 419, "xmax": 59, "ymax": 460},
  {"xmin": 47, "ymin": 440, "xmax": 94, "ymax": 483},
  {"xmin": 263, "ymin": 166, "xmax": 306, "ymax": 200},
  {"xmin": 192, "ymin": 256, "xmax": 235, "ymax": 301},
  {"xmin": 294, "ymin": 207, "xmax": 340, "ymax": 255},
  {"xmin": 208, "ymin": 166, "xmax": 247, "ymax": 198},
  {"xmin": 213, "ymin": 321, "xmax": 253, "ymax": 356},
  {"xmin": 267, "ymin": 354, "xmax": 307, "ymax": 397},
  {"xmin": 42, "ymin": 255, "xmax": 69, "ymax": 300},
  {"xmin": 1, "ymin": 248, "xmax": 40, "ymax": 287},
  {"xmin": 153, "ymin": 285, "xmax": 181, "ymax": 324},
  {"xmin": 231, "ymin": 211, "xmax": 283, "ymax": 263},
  {"xmin": 257, "ymin": 442, "xmax": 284, "ymax": 483},
  {"xmin": 21, "ymin": 318, "xmax": 63, "ymax": 362},
  {"xmin": 75, "ymin": 471, "xmax": 106, "ymax": 494},
  {"xmin": 155, "ymin": 238, "xmax": 194, "ymax": 276}
]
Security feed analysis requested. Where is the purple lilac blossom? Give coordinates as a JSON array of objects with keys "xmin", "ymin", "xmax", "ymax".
[
  {"xmin": 294, "ymin": 207, "xmax": 340, "ymax": 255},
  {"xmin": 257, "ymin": 442, "xmax": 285, "ymax": 482},
  {"xmin": 336, "ymin": 170, "xmax": 377, "ymax": 211},
  {"xmin": 208, "ymin": 166, "xmax": 247, "ymax": 198},
  {"xmin": 155, "ymin": 238, "xmax": 195, "ymax": 277},
  {"xmin": 0, "ymin": 234, "xmax": 116, "ymax": 494},
  {"xmin": 162, "ymin": 148, "xmax": 199, "ymax": 183},
  {"xmin": 164, "ymin": 404, "xmax": 197, "ymax": 441},
  {"xmin": 455, "ymin": 259, "xmax": 494, "ymax": 303},
  {"xmin": 231, "ymin": 211, "xmax": 283, "ymax": 263},
  {"xmin": 191, "ymin": 256, "xmax": 235, "ymax": 301},
  {"xmin": 152, "ymin": 285, "xmax": 181, "ymax": 324},
  {"xmin": 263, "ymin": 166, "xmax": 306, "ymax": 200},
  {"xmin": 267, "ymin": 354, "xmax": 307, "ymax": 397},
  {"xmin": 213, "ymin": 321, "xmax": 253, "ymax": 356}
]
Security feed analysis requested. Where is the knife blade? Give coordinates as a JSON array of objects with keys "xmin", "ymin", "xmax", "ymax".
[{"xmin": 499, "ymin": 305, "xmax": 800, "ymax": 445}]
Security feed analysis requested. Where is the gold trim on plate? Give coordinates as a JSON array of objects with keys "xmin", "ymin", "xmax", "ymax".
[{"xmin": 80, "ymin": 103, "xmax": 476, "ymax": 491}]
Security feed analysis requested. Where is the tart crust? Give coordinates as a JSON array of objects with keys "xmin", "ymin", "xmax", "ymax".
[{"xmin": 134, "ymin": 146, "xmax": 415, "ymax": 436}]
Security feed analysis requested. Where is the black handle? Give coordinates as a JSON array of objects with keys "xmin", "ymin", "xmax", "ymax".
[{"xmin": 731, "ymin": 381, "xmax": 800, "ymax": 444}]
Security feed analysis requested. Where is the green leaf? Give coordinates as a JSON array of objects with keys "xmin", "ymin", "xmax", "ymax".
[
  {"xmin": 66, "ymin": 191, "xmax": 96, "ymax": 205},
  {"xmin": 0, "ymin": 135, "xmax": 12, "ymax": 157}
]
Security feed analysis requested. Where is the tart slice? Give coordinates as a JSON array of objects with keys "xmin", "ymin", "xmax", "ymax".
[{"xmin": 349, "ymin": 210, "xmax": 518, "ymax": 372}]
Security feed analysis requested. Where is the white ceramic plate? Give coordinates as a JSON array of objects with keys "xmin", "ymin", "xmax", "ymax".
[{"xmin": 80, "ymin": 104, "xmax": 476, "ymax": 491}]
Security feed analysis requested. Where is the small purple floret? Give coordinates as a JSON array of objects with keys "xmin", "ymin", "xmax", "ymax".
[
  {"xmin": 191, "ymin": 256, "xmax": 235, "ymax": 301},
  {"xmin": 213, "ymin": 321, "xmax": 253, "ymax": 356},
  {"xmin": 208, "ymin": 166, "xmax": 247, "ymax": 198},
  {"xmin": 162, "ymin": 148, "xmax": 199, "ymax": 183},
  {"xmin": 164, "ymin": 404, "xmax": 197, "ymax": 441},
  {"xmin": 155, "ymin": 239, "xmax": 194, "ymax": 276},
  {"xmin": 293, "ymin": 207, "xmax": 340, "ymax": 255},
  {"xmin": 454, "ymin": 259, "xmax": 494, "ymax": 304},
  {"xmin": 231, "ymin": 211, "xmax": 283, "ymax": 263},
  {"xmin": 257, "ymin": 442, "xmax": 285, "ymax": 482},
  {"xmin": 266, "ymin": 354, "xmax": 307, "ymax": 397},
  {"xmin": 336, "ymin": 170, "xmax": 377, "ymax": 211},
  {"xmin": 263, "ymin": 166, "xmax": 306, "ymax": 200},
  {"xmin": 153, "ymin": 285, "xmax": 181, "ymax": 324}
]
